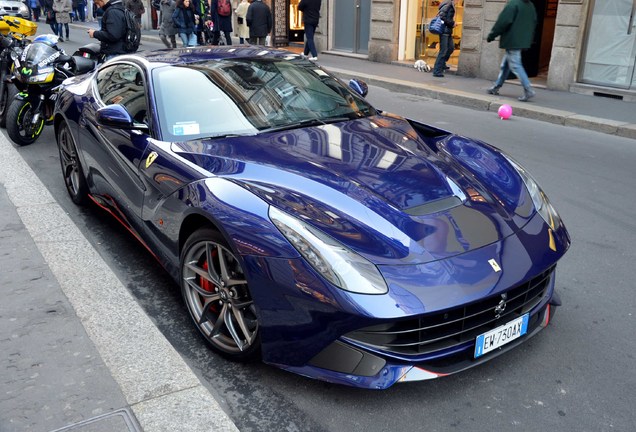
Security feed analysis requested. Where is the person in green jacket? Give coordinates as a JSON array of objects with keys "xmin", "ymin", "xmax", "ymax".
[{"xmin": 486, "ymin": 0, "xmax": 537, "ymax": 102}]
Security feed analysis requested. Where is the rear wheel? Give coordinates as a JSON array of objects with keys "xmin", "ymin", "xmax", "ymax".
[
  {"xmin": 0, "ymin": 83, "xmax": 18, "ymax": 128},
  {"xmin": 57, "ymin": 121, "xmax": 88, "ymax": 205},
  {"xmin": 180, "ymin": 228, "xmax": 260, "ymax": 361},
  {"xmin": 7, "ymin": 98, "xmax": 45, "ymax": 146}
]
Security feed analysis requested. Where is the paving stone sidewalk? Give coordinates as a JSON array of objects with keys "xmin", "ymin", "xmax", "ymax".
[{"xmin": 0, "ymin": 185, "xmax": 139, "ymax": 432}]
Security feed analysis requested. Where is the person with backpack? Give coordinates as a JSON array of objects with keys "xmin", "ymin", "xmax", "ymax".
[
  {"xmin": 125, "ymin": 0, "xmax": 145, "ymax": 26},
  {"xmin": 88, "ymin": 0, "xmax": 129, "ymax": 60},
  {"xmin": 207, "ymin": 0, "xmax": 232, "ymax": 45},
  {"xmin": 172, "ymin": 0, "xmax": 198, "ymax": 47}
]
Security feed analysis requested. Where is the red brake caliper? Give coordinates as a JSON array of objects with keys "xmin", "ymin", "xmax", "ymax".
[
  {"xmin": 199, "ymin": 256, "xmax": 219, "ymax": 315},
  {"xmin": 200, "ymin": 260, "xmax": 216, "ymax": 292}
]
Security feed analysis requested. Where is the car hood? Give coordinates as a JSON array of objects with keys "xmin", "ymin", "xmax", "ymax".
[{"xmin": 173, "ymin": 114, "xmax": 536, "ymax": 265}]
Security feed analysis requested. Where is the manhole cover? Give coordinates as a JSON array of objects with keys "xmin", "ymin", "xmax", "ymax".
[{"xmin": 49, "ymin": 408, "xmax": 141, "ymax": 432}]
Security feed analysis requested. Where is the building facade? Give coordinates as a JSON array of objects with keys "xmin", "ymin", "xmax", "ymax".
[{"xmin": 277, "ymin": 0, "xmax": 635, "ymax": 101}]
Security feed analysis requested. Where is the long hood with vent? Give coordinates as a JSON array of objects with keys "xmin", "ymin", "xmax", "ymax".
[{"xmin": 173, "ymin": 114, "xmax": 537, "ymax": 265}]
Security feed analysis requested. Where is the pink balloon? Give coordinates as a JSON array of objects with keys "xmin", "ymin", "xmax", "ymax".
[{"xmin": 498, "ymin": 104, "xmax": 512, "ymax": 120}]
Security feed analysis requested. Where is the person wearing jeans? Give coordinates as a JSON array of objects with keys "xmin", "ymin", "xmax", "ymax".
[
  {"xmin": 431, "ymin": 0, "xmax": 455, "ymax": 77},
  {"xmin": 298, "ymin": 0, "xmax": 321, "ymax": 61},
  {"xmin": 172, "ymin": 0, "xmax": 198, "ymax": 47},
  {"xmin": 490, "ymin": 49, "xmax": 533, "ymax": 98},
  {"xmin": 486, "ymin": 0, "xmax": 537, "ymax": 102}
]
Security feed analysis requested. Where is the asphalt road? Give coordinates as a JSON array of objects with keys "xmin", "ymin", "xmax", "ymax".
[{"xmin": 8, "ymin": 26, "xmax": 636, "ymax": 432}]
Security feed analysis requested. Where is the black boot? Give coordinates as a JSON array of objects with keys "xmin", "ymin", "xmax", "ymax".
[{"xmin": 487, "ymin": 85, "xmax": 500, "ymax": 95}]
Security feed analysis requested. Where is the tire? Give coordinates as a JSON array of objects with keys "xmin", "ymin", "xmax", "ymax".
[
  {"xmin": 0, "ymin": 83, "xmax": 19, "ymax": 128},
  {"xmin": 7, "ymin": 98, "xmax": 45, "ymax": 146},
  {"xmin": 180, "ymin": 228, "xmax": 261, "ymax": 361},
  {"xmin": 57, "ymin": 121, "xmax": 89, "ymax": 205},
  {"xmin": 0, "ymin": 83, "xmax": 17, "ymax": 128}
]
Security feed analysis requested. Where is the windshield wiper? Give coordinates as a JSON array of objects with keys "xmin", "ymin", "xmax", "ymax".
[{"xmin": 260, "ymin": 118, "xmax": 327, "ymax": 133}]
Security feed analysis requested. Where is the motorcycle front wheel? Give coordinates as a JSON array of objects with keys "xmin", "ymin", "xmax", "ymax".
[{"xmin": 7, "ymin": 98, "xmax": 45, "ymax": 146}]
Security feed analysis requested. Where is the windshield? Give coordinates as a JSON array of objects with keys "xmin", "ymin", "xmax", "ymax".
[
  {"xmin": 152, "ymin": 57, "xmax": 376, "ymax": 141},
  {"xmin": 22, "ymin": 42, "xmax": 60, "ymax": 66}
]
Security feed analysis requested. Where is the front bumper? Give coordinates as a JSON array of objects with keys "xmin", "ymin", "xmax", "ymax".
[
  {"xmin": 278, "ymin": 297, "xmax": 558, "ymax": 389},
  {"xmin": 247, "ymin": 212, "xmax": 569, "ymax": 389}
]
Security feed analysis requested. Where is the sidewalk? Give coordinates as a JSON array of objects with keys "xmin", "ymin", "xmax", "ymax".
[
  {"xmin": 0, "ymin": 131, "xmax": 240, "ymax": 431},
  {"xmin": 68, "ymin": 20, "xmax": 636, "ymax": 139}
]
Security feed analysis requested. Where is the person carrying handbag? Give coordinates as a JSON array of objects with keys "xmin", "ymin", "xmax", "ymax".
[{"xmin": 431, "ymin": 0, "xmax": 455, "ymax": 78}]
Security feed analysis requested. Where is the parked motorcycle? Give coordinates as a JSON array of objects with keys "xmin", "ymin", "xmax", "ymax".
[
  {"xmin": 7, "ymin": 35, "xmax": 98, "ymax": 146},
  {"xmin": 0, "ymin": 16, "xmax": 37, "ymax": 128}
]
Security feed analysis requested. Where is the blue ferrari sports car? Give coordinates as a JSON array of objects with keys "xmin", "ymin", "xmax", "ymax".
[{"xmin": 53, "ymin": 47, "xmax": 570, "ymax": 389}]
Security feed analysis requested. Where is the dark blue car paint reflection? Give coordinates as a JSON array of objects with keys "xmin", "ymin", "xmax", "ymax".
[{"xmin": 53, "ymin": 47, "xmax": 570, "ymax": 389}]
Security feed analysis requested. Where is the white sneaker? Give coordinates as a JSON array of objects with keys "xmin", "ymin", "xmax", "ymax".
[{"xmin": 309, "ymin": 56, "xmax": 318, "ymax": 61}]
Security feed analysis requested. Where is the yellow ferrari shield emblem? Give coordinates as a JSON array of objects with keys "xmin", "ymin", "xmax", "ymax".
[
  {"xmin": 145, "ymin": 151, "xmax": 158, "ymax": 169},
  {"xmin": 488, "ymin": 259, "xmax": 501, "ymax": 273}
]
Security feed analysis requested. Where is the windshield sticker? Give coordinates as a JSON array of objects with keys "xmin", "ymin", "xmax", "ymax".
[{"xmin": 173, "ymin": 121, "xmax": 200, "ymax": 136}]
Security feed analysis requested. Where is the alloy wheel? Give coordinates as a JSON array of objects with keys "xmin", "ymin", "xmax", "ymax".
[{"xmin": 181, "ymin": 230, "xmax": 259, "ymax": 359}]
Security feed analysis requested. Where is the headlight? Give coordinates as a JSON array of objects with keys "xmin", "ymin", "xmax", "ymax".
[
  {"xmin": 28, "ymin": 72, "xmax": 55, "ymax": 83},
  {"xmin": 19, "ymin": 5, "xmax": 29, "ymax": 15},
  {"xmin": 269, "ymin": 207, "xmax": 388, "ymax": 295},
  {"xmin": 505, "ymin": 156, "xmax": 562, "ymax": 230}
]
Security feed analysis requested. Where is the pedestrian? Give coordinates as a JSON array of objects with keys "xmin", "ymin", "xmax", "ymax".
[
  {"xmin": 29, "ymin": 0, "xmax": 41, "ymax": 21},
  {"xmin": 208, "ymin": 0, "xmax": 232, "ymax": 45},
  {"xmin": 486, "ymin": 0, "xmax": 537, "ymax": 102},
  {"xmin": 86, "ymin": 0, "xmax": 93, "ymax": 21},
  {"xmin": 125, "ymin": 0, "xmax": 145, "ymax": 26},
  {"xmin": 88, "ymin": 0, "xmax": 128, "ymax": 60},
  {"xmin": 172, "ymin": 0, "xmax": 198, "ymax": 47},
  {"xmin": 94, "ymin": 5, "xmax": 104, "ymax": 26},
  {"xmin": 52, "ymin": 0, "xmax": 72, "ymax": 41},
  {"xmin": 234, "ymin": 0, "xmax": 248, "ymax": 44},
  {"xmin": 245, "ymin": 0, "xmax": 271, "ymax": 46},
  {"xmin": 431, "ymin": 0, "xmax": 455, "ymax": 77},
  {"xmin": 72, "ymin": 0, "xmax": 79, "ymax": 20},
  {"xmin": 44, "ymin": 0, "xmax": 57, "ymax": 33},
  {"xmin": 159, "ymin": 0, "xmax": 177, "ymax": 48},
  {"xmin": 74, "ymin": 0, "xmax": 86, "ymax": 21},
  {"xmin": 297, "ymin": 0, "xmax": 320, "ymax": 61}
]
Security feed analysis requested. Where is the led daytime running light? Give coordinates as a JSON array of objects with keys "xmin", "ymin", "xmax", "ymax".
[{"xmin": 269, "ymin": 207, "xmax": 388, "ymax": 295}]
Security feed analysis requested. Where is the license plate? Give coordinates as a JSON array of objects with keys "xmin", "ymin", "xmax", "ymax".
[{"xmin": 474, "ymin": 314, "xmax": 529, "ymax": 358}]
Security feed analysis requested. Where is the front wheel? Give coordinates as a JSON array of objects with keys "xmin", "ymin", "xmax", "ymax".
[
  {"xmin": 180, "ymin": 228, "xmax": 261, "ymax": 361},
  {"xmin": 7, "ymin": 98, "xmax": 45, "ymax": 146}
]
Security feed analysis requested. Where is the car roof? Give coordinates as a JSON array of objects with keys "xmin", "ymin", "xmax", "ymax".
[{"xmin": 115, "ymin": 46, "xmax": 304, "ymax": 68}]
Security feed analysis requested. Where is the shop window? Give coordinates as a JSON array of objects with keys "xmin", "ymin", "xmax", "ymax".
[
  {"xmin": 415, "ymin": 0, "xmax": 463, "ymax": 67},
  {"xmin": 289, "ymin": 0, "xmax": 304, "ymax": 42}
]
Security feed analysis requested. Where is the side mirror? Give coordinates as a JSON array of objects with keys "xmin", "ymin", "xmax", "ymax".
[
  {"xmin": 348, "ymin": 79, "xmax": 368, "ymax": 97},
  {"xmin": 96, "ymin": 104, "xmax": 147, "ymax": 130}
]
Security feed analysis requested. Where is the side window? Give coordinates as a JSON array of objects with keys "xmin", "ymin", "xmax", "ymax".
[{"xmin": 96, "ymin": 64, "xmax": 149, "ymax": 125}]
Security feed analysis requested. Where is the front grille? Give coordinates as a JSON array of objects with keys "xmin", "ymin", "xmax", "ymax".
[{"xmin": 345, "ymin": 266, "xmax": 554, "ymax": 357}]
